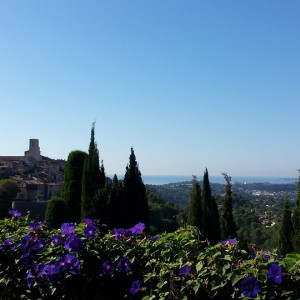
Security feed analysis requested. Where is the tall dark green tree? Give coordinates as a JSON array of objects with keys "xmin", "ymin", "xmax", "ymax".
[
  {"xmin": 187, "ymin": 176, "xmax": 203, "ymax": 231},
  {"xmin": 123, "ymin": 147, "xmax": 148, "ymax": 229},
  {"xmin": 81, "ymin": 123, "xmax": 106, "ymax": 218},
  {"xmin": 221, "ymin": 173, "xmax": 237, "ymax": 239},
  {"xmin": 62, "ymin": 150, "xmax": 87, "ymax": 223},
  {"xmin": 202, "ymin": 168, "xmax": 221, "ymax": 244},
  {"xmin": 107, "ymin": 174, "xmax": 126, "ymax": 228},
  {"xmin": 292, "ymin": 170, "xmax": 300, "ymax": 252},
  {"xmin": 279, "ymin": 199, "xmax": 294, "ymax": 255}
]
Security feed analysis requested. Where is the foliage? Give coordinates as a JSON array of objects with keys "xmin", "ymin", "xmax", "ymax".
[
  {"xmin": 81, "ymin": 122, "xmax": 106, "ymax": 218},
  {"xmin": 1, "ymin": 211, "xmax": 300, "ymax": 300},
  {"xmin": 45, "ymin": 196, "xmax": 70, "ymax": 228},
  {"xmin": 279, "ymin": 199, "xmax": 294, "ymax": 255},
  {"xmin": 147, "ymin": 191, "xmax": 181, "ymax": 234},
  {"xmin": 123, "ymin": 147, "xmax": 149, "ymax": 229},
  {"xmin": 0, "ymin": 179, "xmax": 20, "ymax": 199},
  {"xmin": 221, "ymin": 173, "xmax": 237, "ymax": 239},
  {"xmin": 187, "ymin": 176, "xmax": 203, "ymax": 231},
  {"xmin": 62, "ymin": 150, "xmax": 87, "ymax": 223},
  {"xmin": 292, "ymin": 170, "xmax": 300, "ymax": 252},
  {"xmin": 202, "ymin": 169, "xmax": 221, "ymax": 244}
]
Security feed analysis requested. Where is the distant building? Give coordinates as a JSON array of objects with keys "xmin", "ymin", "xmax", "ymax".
[
  {"xmin": 0, "ymin": 139, "xmax": 65, "ymax": 219},
  {"xmin": 0, "ymin": 139, "xmax": 41, "ymax": 163}
]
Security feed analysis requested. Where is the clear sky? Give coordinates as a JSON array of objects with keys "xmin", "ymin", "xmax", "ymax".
[{"xmin": 1, "ymin": 1, "xmax": 299, "ymax": 178}]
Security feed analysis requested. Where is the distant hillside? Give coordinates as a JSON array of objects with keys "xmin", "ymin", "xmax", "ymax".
[{"xmin": 146, "ymin": 181, "xmax": 297, "ymax": 206}]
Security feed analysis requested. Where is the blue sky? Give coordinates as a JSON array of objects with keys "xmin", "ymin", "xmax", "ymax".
[{"xmin": 1, "ymin": 1, "xmax": 299, "ymax": 177}]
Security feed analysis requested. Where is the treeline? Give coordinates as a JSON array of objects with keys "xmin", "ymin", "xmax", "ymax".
[
  {"xmin": 45, "ymin": 123, "xmax": 149, "ymax": 231},
  {"xmin": 44, "ymin": 123, "xmax": 300, "ymax": 254}
]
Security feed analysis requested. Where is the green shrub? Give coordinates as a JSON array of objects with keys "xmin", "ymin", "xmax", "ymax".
[
  {"xmin": 45, "ymin": 196, "xmax": 69, "ymax": 228},
  {"xmin": 0, "ymin": 211, "xmax": 300, "ymax": 299}
]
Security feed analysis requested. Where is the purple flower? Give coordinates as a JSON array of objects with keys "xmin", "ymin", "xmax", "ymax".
[
  {"xmin": 9, "ymin": 209, "xmax": 21, "ymax": 219},
  {"xmin": 0, "ymin": 238, "xmax": 15, "ymax": 252},
  {"xmin": 61, "ymin": 223, "xmax": 76, "ymax": 236},
  {"xmin": 20, "ymin": 234, "xmax": 33, "ymax": 251},
  {"xmin": 32, "ymin": 239, "xmax": 46, "ymax": 252},
  {"xmin": 267, "ymin": 263, "xmax": 283, "ymax": 285},
  {"xmin": 84, "ymin": 225, "xmax": 96, "ymax": 238},
  {"xmin": 241, "ymin": 276, "xmax": 261, "ymax": 297},
  {"xmin": 179, "ymin": 265, "xmax": 191, "ymax": 276},
  {"xmin": 25, "ymin": 269, "xmax": 36, "ymax": 289},
  {"xmin": 38, "ymin": 264, "xmax": 61, "ymax": 283},
  {"xmin": 129, "ymin": 222, "xmax": 145, "ymax": 235},
  {"xmin": 118, "ymin": 257, "xmax": 131, "ymax": 273},
  {"xmin": 130, "ymin": 280, "xmax": 141, "ymax": 295},
  {"xmin": 65, "ymin": 235, "xmax": 83, "ymax": 252},
  {"xmin": 220, "ymin": 238, "xmax": 237, "ymax": 246},
  {"xmin": 51, "ymin": 235, "xmax": 64, "ymax": 245},
  {"xmin": 22, "ymin": 252, "xmax": 34, "ymax": 267},
  {"xmin": 112, "ymin": 228, "xmax": 131, "ymax": 239},
  {"xmin": 60, "ymin": 254, "xmax": 80, "ymax": 275},
  {"xmin": 82, "ymin": 218, "xmax": 98, "ymax": 226},
  {"xmin": 27, "ymin": 222, "xmax": 42, "ymax": 233},
  {"xmin": 102, "ymin": 260, "xmax": 115, "ymax": 276}
]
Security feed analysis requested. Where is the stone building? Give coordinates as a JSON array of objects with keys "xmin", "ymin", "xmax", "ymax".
[{"xmin": 0, "ymin": 138, "xmax": 41, "ymax": 163}]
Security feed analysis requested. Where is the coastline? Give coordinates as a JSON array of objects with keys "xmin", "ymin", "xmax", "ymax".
[{"xmin": 140, "ymin": 175, "xmax": 298, "ymax": 185}]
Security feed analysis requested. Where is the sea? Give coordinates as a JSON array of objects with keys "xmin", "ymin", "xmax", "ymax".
[{"xmin": 140, "ymin": 175, "xmax": 298, "ymax": 185}]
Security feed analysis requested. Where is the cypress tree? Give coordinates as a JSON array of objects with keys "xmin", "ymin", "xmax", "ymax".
[
  {"xmin": 62, "ymin": 150, "xmax": 87, "ymax": 223},
  {"xmin": 123, "ymin": 147, "xmax": 148, "ymax": 228},
  {"xmin": 107, "ymin": 174, "xmax": 126, "ymax": 228},
  {"xmin": 292, "ymin": 170, "xmax": 300, "ymax": 252},
  {"xmin": 81, "ymin": 122, "xmax": 105, "ymax": 218},
  {"xmin": 202, "ymin": 168, "xmax": 221, "ymax": 244},
  {"xmin": 279, "ymin": 199, "xmax": 294, "ymax": 255},
  {"xmin": 221, "ymin": 173, "xmax": 237, "ymax": 239},
  {"xmin": 187, "ymin": 176, "xmax": 202, "ymax": 231}
]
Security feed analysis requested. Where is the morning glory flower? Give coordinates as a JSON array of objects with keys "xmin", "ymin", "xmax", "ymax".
[
  {"xmin": 0, "ymin": 238, "xmax": 15, "ymax": 252},
  {"xmin": 84, "ymin": 225, "xmax": 96, "ymax": 238},
  {"xmin": 220, "ymin": 238, "xmax": 237, "ymax": 246},
  {"xmin": 61, "ymin": 223, "xmax": 76, "ymax": 236},
  {"xmin": 241, "ymin": 276, "xmax": 261, "ymax": 297},
  {"xmin": 130, "ymin": 280, "xmax": 142, "ymax": 295},
  {"xmin": 65, "ymin": 235, "xmax": 83, "ymax": 252},
  {"xmin": 9, "ymin": 209, "xmax": 21, "ymax": 219},
  {"xmin": 179, "ymin": 265, "xmax": 191, "ymax": 276},
  {"xmin": 22, "ymin": 252, "xmax": 34, "ymax": 267},
  {"xmin": 25, "ymin": 269, "xmax": 36, "ymax": 289},
  {"xmin": 102, "ymin": 260, "xmax": 115, "ymax": 276},
  {"xmin": 267, "ymin": 263, "xmax": 283, "ymax": 285},
  {"xmin": 51, "ymin": 235, "xmax": 64, "ymax": 245},
  {"xmin": 32, "ymin": 238, "xmax": 46, "ymax": 252},
  {"xmin": 112, "ymin": 228, "xmax": 131, "ymax": 239},
  {"xmin": 38, "ymin": 264, "xmax": 61, "ymax": 283},
  {"xmin": 118, "ymin": 257, "xmax": 131, "ymax": 273},
  {"xmin": 20, "ymin": 234, "xmax": 33, "ymax": 251},
  {"xmin": 57, "ymin": 253, "xmax": 80, "ymax": 275},
  {"xmin": 27, "ymin": 222, "xmax": 42, "ymax": 233},
  {"xmin": 129, "ymin": 222, "xmax": 145, "ymax": 235},
  {"xmin": 82, "ymin": 218, "xmax": 98, "ymax": 226}
]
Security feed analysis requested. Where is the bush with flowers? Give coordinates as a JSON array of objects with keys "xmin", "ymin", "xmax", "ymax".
[{"xmin": 1, "ymin": 210, "xmax": 300, "ymax": 299}]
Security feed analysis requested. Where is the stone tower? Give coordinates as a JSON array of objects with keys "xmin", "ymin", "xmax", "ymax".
[{"xmin": 24, "ymin": 139, "xmax": 41, "ymax": 161}]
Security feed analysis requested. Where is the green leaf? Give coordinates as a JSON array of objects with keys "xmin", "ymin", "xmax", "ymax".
[
  {"xmin": 196, "ymin": 262, "xmax": 203, "ymax": 271},
  {"xmin": 193, "ymin": 282, "xmax": 201, "ymax": 294},
  {"xmin": 230, "ymin": 273, "xmax": 245, "ymax": 286}
]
